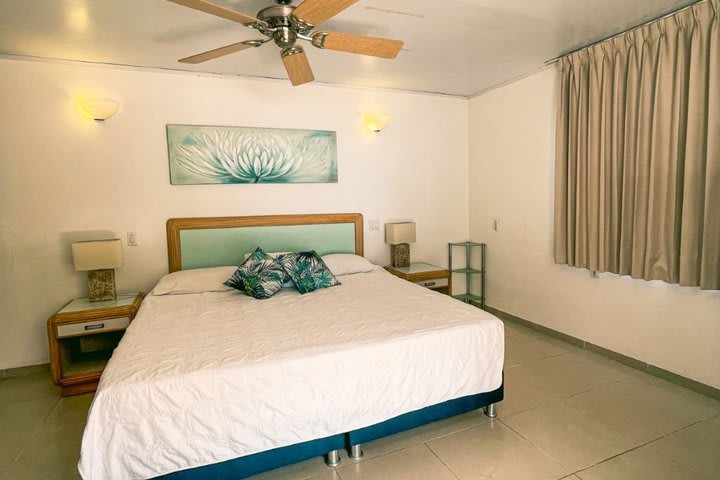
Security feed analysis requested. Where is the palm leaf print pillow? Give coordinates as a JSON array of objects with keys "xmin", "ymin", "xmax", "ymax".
[
  {"xmin": 277, "ymin": 251, "xmax": 341, "ymax": 294},
  {"xmin": 225, "ymin": 247, "xmax": 290, "ymax": 299}
]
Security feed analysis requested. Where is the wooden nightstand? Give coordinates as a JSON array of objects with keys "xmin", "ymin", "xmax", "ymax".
[
  {"xmin": 385, "ymin": 262, "xmax": 452, "ymax": 295},
  {"xmin": 47, "ymin": 292, "xmax": 144, "ymax": 396}
]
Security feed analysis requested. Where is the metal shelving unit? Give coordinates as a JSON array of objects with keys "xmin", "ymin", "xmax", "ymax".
[{"xmin": 448, "ymin": 241, "xmax": 486, "ymax": 309}]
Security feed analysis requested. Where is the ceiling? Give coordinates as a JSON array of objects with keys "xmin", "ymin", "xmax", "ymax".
[{"xmin": 0, "ymin": 0, "xmax": 698, "ymax": 97}]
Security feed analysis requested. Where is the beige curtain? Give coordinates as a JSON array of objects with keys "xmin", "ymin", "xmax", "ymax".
[{"xmin": 554, "ymin": 0, "xmax": 720, "ymax": 290}]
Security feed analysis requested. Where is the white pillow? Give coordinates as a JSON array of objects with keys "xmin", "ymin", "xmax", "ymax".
[
  {"xmin": 322, "ymin": 254, "xmax": 374, "ymax": 276},
  {"xmin": 152, "ymin": 266, "xmax": 238, "ymax": 295}
]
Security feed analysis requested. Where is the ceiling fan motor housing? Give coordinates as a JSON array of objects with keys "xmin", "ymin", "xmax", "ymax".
[
  {"xmin": 257, "ymin": 5, "xmax": 294, "ymax": 28},
  {"xmin": 257, "ymin": 5, "xmax": 305, "ymax": 48}
]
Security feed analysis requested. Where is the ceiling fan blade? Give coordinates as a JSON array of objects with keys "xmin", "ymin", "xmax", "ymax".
[
  {"xmin": 167, "ymin": 0, "xmax": 266, "ymax": 26},
  {"xmin": 281, "ymin": 46, "xmax": 315, "ymax": 86},
  {"xmin": 312, "ymin": 32, "xmax": 404, "ymax": 59},
  {"xmin": 179, "ymin": 41, "xmax": 256, "ymax": 64},
  {"xmin": 292, "ymin": 0, "xmax": 359, "ymax": 27}
]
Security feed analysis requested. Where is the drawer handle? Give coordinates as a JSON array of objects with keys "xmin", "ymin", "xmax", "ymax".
[
  {"xmin": 423, "ymin": 281, "xmax": 437, "ymax": 287},
  {"xmin": 84, "ymin": 323, "xmax": 105, "ymax": 331}
]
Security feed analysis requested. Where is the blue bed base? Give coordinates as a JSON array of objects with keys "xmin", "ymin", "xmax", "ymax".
[
  {"xmin": 155, "ymin": 433, "xmax": 345, "ymax": 480},
  {"xmin": 154, "ymin": 380, "xmax": 503, "ymax": 480},
  {"xmin": 347, "ymin": 381, "xmax": 504, "ymax": 446}
]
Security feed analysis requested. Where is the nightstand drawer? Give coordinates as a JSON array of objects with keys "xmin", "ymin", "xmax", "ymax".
[
  {"xmin": 57, "ymin": 317, "xmax": 130, "ymax": 338},
  {"xmin": 415, "ymin": 278, "xmax": 448, "ymax": 289}
]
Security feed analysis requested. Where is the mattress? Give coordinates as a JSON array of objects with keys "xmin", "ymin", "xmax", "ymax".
[{"xmin": 79, "ymin": 266, "xmax": 504, "ymax": 480}]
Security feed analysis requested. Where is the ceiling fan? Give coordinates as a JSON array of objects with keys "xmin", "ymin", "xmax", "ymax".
[{"xmin": 167, "ymin": 0, "xmax": 404, "ymax": 86}]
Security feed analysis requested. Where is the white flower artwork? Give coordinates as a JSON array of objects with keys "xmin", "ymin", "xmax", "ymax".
[{"xmin": 167, "ymin": 125, "xmax": 337, "ymax": 184}]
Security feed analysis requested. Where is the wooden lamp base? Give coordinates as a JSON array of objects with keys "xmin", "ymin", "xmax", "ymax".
[
  {"xmin": 390, "ymin": 243, "xmax": 411, "ymax": 268},
  {"xmin": 88, "ymin": 269, "xmax": 117, "ymax": 302}
]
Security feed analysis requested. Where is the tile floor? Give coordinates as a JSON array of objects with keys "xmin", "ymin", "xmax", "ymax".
[{"xmin": 1, "ymin": 320, "xmax": 718, "ymax": 480}]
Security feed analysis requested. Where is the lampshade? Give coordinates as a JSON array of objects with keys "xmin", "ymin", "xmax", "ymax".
[
  {"xmin": 77, "ymin": 98, "xmax": 120, "ymax": 121},
  {"xmin": 72, "ymin": 239, "xmax": 123, "ymax": 271},
  {"xmin": 364, "ymin": 113, "xmax": 388, "ymax": 133},
  {"xmin": 385, "ymin": 222, "xmax": 416, "ymax": 245}
]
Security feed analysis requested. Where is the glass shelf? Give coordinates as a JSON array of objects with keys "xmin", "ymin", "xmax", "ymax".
[
  {"xmin": 451, "ymin": 268, "xmax": 485, "ymax": 274},
  {"xmin": 453, "ymin": 293, "xmax": 484, "ymax": 303},
  {"xmin": 449, "ymin": 241, "xmax": 486, "ymax": 247}
]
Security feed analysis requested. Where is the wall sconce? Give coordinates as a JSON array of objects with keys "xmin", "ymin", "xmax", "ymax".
[
  {"xmin": 364, "ymin": 113, "xmax": 389, "ymax": 134},
  {"xmin": 77, "ymin": 98, "xmax": 120, "ymax": 121}
]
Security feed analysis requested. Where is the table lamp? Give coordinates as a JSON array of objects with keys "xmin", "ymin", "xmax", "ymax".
[
  {"xmin": 385, "ymin": 222, "xmax": 416, "ymax": 268},
  {"xmin": 72, "ymin": 239, "xmax": 123, "ymax": 302}
]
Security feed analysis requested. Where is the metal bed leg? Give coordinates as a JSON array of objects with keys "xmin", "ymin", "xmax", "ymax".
[
  {"xmin": 349, "ymin": 444, "xmax": 363, "ymax": 460},
  {"xmin": 325, "ymin": 449, "xmax": 341, "ymax": 467},
  {"xmin": 484, "ymin": 403, "xmax": 497, "ymax": 418}
]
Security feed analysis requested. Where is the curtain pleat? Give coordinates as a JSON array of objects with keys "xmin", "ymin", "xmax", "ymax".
[{"xmin": 555, "ymin": 0, "xmax": 719, "ymax": 290}]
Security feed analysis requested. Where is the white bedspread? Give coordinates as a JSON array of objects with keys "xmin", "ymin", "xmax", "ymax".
[{"xmin": 79, "ymin": 267, "xmax": 504, "ymax": 480}]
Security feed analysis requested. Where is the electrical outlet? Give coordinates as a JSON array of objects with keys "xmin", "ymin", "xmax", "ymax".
[
  {"xmin": 127, "ymin": 231, "xmax": 138, "ymax": 246},
  {"xmin": 492, "ymin": 219, "xmax": 501, "ymax": 231},
  {"xmin": 369, "ymin": 219, "xmax": 380, "ymax": 232}
]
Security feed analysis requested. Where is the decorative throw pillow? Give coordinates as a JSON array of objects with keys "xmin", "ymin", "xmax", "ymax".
[
  {"xmin": 278, "ymin": 251, "xmax": 341, "ymax": 294},
  {"xmin": 224, "ymin": 247, "xmax": 289, "ymax": 299},
  {"xmin": 244, "ymin": 251, "xmax": 294, "ymax": 288}
]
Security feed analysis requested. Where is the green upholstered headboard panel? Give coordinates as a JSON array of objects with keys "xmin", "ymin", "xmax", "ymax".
[{"xmin": 166, "ymin": 214, "xmax": 364, "ymax": 272}]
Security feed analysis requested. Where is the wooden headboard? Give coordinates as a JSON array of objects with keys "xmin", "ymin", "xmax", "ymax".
[{"xmin": 166, "ymin": 213, "xmax": 364, "ymax": 272}]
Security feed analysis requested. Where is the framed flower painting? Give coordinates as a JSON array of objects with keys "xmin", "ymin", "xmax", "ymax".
[{"xmin": 167, "ymin": 124, "xmax": 338, "ymax": 184}]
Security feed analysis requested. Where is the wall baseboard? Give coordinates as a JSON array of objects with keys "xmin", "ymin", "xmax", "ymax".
[
  {"xmin": 0, "ymin": 363, "xmax": 49, "ymax": 379},
  {"xmin": 484, "ymin": 305, "xmax": 720, "ymax": 401}
]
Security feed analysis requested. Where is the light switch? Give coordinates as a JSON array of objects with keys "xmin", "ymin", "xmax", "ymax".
[
  {"xmin": 369, "ymin": 219, "xmax": 380, "ymax": 232},
  {"xmin": 127, "ymin": 231, "xmax": 138, "ymax": 246}
]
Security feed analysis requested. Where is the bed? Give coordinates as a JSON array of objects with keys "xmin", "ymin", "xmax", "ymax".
[{"xmin": 78, "ymin": 213, "xmax": 504, "ymax": 480}]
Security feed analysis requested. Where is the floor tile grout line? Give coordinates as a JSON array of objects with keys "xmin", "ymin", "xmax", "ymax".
[
  {"xmin": 500, "ymin": 393, "xmax": 706, "ymax": 477},
  {"xmin": 507, "ymin": 349, "xmax": 577, "ymax": 366},
  {"xmin": 4, "ymin": 394, "xmax": 63, "ymax": 472},
  {"xmin": 496, "ymin": 418, "xmax": 571, "ymax": 470},
  {"xmin": 423, "ymin": 442, "xmax": 462, "ymax": 480},
  {"xmin": 561, "ymin": 383, "xmax": 720, "ymax": 434},
  {"xmin": 419, "ymin": 416, "xmax": 493, "ymax": 443},
  {"xmin": 337, "ymin": 440, "xmax": 420, "ymax": 466},
  {"xmin": 553, "ymin": 378, "xmax": 630, "ymax": 405},
  {"xmin": 42, "ymin": 396, "xmax": 63, "ymax": 423},
  {"xmin": 568, "ymin": 415, "xmax": 718, "ymax": 478},
  {"xmin": 330, "ymin": 414, "xmax": 494, "ymax": 469},
  {"xmin": 507, "ymin": 362, "xmax": 636, "ymax": 401},
  {"xmin": 499, "ymin": 387, "xmax": 595, "ymax": 421},
  {"xmin": 332, "ymin": 464, "xmax": 342, "ymax": 480}
]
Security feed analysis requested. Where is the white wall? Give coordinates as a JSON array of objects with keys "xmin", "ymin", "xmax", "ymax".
[
  {"xmin": 4, "ymin": 58, "xmax": 717, "ymax": 389},
  {"xmin": 0, "ymin": 58, "xmax": 469, "ymax": 370},
  {"xmin": 468, "ymin": 67, "xmax": 720, "ymax": 389}
]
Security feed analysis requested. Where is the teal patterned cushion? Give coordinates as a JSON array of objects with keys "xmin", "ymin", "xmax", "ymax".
[
  {"xmin": 224, "ymin": 247, "xmax": 289, "ymax": 299},
  {"xmin": 278, "ymin": 251, "xmax": 341, "ymax": 294}
]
